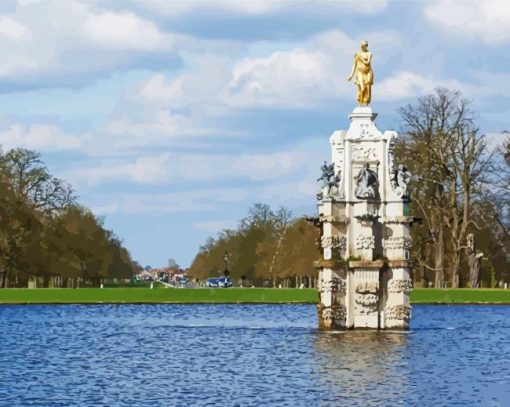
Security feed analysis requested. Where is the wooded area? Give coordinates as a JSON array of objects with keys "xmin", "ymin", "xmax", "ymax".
[
  {"xmin": 399, "ymin": 89, "xmax": 510, "ymax": 288},
  {"xmin": 0, "ymin": 148, "xmax": 140, "ymax": 288},
  {"xmin": 188, "ymin": 203, "xmax": 320, "ymax": 287}
]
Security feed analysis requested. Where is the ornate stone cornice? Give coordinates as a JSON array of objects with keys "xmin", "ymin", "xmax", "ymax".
[
  {"xmin": 314, "ymin": 259, "xmax": 346, "ymax": 269},
  {"xmin": 348, "ymin": 259, "xmax": 384, "ymax": 269},
  {"xmin": 387, "ymin": 260, "xmax": 413, "ymax": 268},
  {"xmin": 383, "ymin": 216, "xmax": 419, "ymax": 224},
  {"xmin": 318, "ymin": 215, "xmax": 350, "ymax": 224}
]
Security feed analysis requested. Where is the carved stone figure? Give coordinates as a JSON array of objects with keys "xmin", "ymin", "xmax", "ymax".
[
  {"xmin": 354, "ymin": 163, "xmax": 378, "ymax": 199},
  {"xmin": 317, "ymin": 161, "xmax": 341, "ymax": 200},
  {"xmin": 466, "ymin": 233, "xmax": 483, "ymax": 288},
  {"xmin": 347, "ymin": 40, "xmax": 374, "ymax": 106},
  {"xmin": 390, "ymin": 164, "xmax": 412, "ymax": 197}
]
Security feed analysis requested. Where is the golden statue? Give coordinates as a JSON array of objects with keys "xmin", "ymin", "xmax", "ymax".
[{"xmin": 347, "ymin": 40, "xmax": 373, "ymax": 105}]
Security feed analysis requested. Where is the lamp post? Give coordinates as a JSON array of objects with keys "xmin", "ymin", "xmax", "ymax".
[{"xmin": 223, "ymin": 251, "xmax": 230, "ymax": 277}]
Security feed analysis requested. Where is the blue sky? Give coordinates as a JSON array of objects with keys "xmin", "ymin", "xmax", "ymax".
[{"xmin": 0, "ymin": 0, "xmax": 508, "ymax": 268}]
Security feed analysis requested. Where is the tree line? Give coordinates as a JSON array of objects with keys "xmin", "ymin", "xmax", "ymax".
[
  {"xmin": 188, "ymin": 203, "xmax": 319, "ymax": 287},
  {"xmin": 190, "ymin": 89, "xmax": 510, "ymax": 289},
  {"xmin": 0, "ymin": 148, "xmax": 140, "ymax": 288}
]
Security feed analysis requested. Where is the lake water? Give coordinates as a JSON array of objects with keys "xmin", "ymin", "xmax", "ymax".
[{"xmin": 1, "ymin": 304, "xmax": 509, "ymax": 406}]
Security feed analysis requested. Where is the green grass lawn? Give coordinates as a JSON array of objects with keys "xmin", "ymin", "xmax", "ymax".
[
  {"xmin": 0, "ymin": 287, "xmax": 318, "ymax": 304},
  {"xmin": 1, "ymin": 287, "xmax": 510, "ymax": 304},
  {"xmin": 410, "ymin": 288, "xmax": 510, "ymax": 304}
]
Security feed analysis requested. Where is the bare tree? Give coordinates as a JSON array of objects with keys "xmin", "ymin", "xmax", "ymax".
[
  {"xmin": 1, "ymin": 148, "xmax": 75, "ymax": 214},
  {"xmin": 239, "ymin": 203, "xmax": 275, "ymax": 232},
  {"xmin": 399, "ymin": 89, "xmax": 490, "ymax": 287}
]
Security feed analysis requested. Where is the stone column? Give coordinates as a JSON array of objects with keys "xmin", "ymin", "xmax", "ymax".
[
  {"xmin": 384, "ymin": 265, "xmax": 412, "ymax": 329},
  {"xmin": 317, "ymin": 266, "xmax": 346, "ymax": 330}
]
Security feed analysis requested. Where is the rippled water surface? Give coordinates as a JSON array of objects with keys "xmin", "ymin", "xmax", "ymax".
[{"xmin": 1, "ymin": 304, "xmax": 510, "ymax": 406}]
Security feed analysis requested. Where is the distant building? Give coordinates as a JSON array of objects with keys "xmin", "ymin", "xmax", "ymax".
[{"xmin": 137, "ymin": 266, "xmax": 188, "ymax": 282}]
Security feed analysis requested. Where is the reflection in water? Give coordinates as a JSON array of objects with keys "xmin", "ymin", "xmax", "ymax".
[{"xmin": 313, "ymin": 331, "xmax": 408, "ymax": 404}]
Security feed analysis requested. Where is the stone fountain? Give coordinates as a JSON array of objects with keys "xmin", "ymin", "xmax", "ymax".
[{"xmin": 316, "ymin": 105, "xmax": 414, "ymax": 330}]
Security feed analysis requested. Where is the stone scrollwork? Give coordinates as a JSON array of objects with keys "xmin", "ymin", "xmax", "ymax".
[
  {"xmin": 355, "ymin": 235, "xmax": 375, "ymax": 250},
  {"xmin": 355, "ymin": 281, "xmax": 379, "ymax": 294},
  {"xmin": 319, "ymin": 277, "xmax": 346, "ymax": 296},
  {"xmin": 357, "ymin": 123, "xmax": 374, "ymax": 139},
  {"xmin": 387, "ymin": 279, "xmax": 413, "ymax": 295},
  {"xmin": 352, "ymin": 145, "xmax": 377, "ymax": 161},
  {"xmin": 384, "ymin": 236, "xmax": 412, "ymax": 250},
  {"xmin": 355, "ymin": 293, "xmax": 378, "ymax": 306},
  {"xmin": 321, "ymin": 235, "xmax": 347, "ymax": 251},
  {"xmin": 354, "ymin": 293, "xmax": 378, "ymax": 314},
  {"xmin": 354, "ymin": 281, "xmax": 379, "ymax": 314},
  {"xmin": 388, "ymin": 139, "xmax": 395, "ymax": 173},
  {"xmin": 385, "ymin": 305, "xmax": 412, "ymax": 322}
]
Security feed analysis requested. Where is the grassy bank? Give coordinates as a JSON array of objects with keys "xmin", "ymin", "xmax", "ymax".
[
  {"xmin": 411, "ymin": 288, "xmax": 510, "ymax": 304},
  {"xmin": 0, "ymin": 287, "xmax": 318, "ymax": 304},
  {"xmin": 1, "ymin": 288, "xmax": 510, "ymax": 304}
]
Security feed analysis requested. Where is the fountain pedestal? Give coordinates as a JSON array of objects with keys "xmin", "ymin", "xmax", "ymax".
[{"xmin": 316, "ymin": 107, "xmax": 413, "ymax": 330}]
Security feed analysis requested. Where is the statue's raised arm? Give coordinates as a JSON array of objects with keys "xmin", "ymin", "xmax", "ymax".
[{"xmin": 347, "ymin": 40, "xmax": 374, "ymax": 106}]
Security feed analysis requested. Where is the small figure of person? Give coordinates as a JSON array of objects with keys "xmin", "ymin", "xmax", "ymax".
[
  {"xmin": 354, "ymin": 163, "xmax": 378, "ymax": 199},
  {"xmin": 347, "ymin": 40, "xmax": 374, "ymax": 106}
]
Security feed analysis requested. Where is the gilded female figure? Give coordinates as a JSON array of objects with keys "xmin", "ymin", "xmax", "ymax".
[{"xmin": 347, "ymin": 40, "xmax": 374, "ymax": 105}]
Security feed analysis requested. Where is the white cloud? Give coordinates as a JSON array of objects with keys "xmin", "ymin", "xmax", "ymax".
[
  {"xmin": 0, "ymin": 16, "xmax": 30, "ymax": 40},
  {"xmin": 485, "ymin": 132, "xmax": 509, "ymax": 153},
  {"xmin": 0, "ymin": 1, "xmax": 172, "ymax": 80},
  {"xmin": 84, "ymin": 177, "xmax": 319, "ymax": 216},
  {"xmin": 424, "ymin": 0, "xmax": 510, "ymax": 44},
  {"xmin": 134, "ymin": 73, "xmax": 185, "ymax": 106},
  {"xmin": 115, "ymin": 188, "xmax": 249, "ymax": 214},
  {"xmin": 136, "ymin": 0, "xmax": 388, "ymax": 17},
  {"xmin": 227, "ymin": 48, "xmax": 336, "ymax": 108},
  {"xmin": 89, "ymin": 203, "xmax": 119, "ymax": 216},
  {"xmin": 82, "ymin": 10, "xmax": 168, "ymax": 50},
  {"xmin": 68, "ymin": 146, "xmax": 318, "ymax": 186},
  {"xmin": 223, "ymin": 29, "xmax": 403, "ymax": 108},
  {"xmin": 0, "ymin": 124, "xmax": 85, "ymax": 151},
  {"xmin": 69, "ymin": 153, "xmax": 171, "ymax": 186},
  {"xmin": 375, "ymin": 70, "xmax": 497, "ymax": 101},
  {"xmin": 376, "ymin": 71, "xmax": 439, "ymax": 100},
  {"xmin": 131, "ymin": 53, "xmax": 230, "ymax": 111},
  {"xmin": 259, "ymin": 179, "xmax": 317, "ymax": 203}
]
